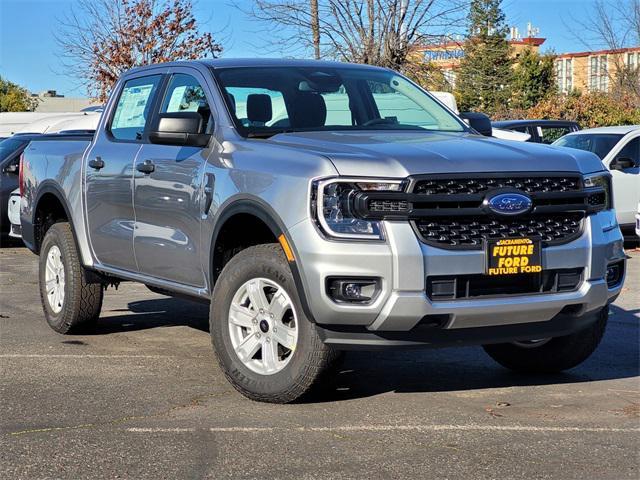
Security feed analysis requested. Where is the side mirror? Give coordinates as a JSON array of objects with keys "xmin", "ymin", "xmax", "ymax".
[
  {"xmin": 149, "ymin": 112, "xmax": 211, "ymax": 147},
  {"xmin": 3, "ymin": 162, "xmax": 19, "ymax": 174},
  {"xmin": 460, "ymin": 111, "xmax": 493, "ymax": 137},
  {"xmin": 610, "ymin": 157, "xmax": 637, "ymax": 171}
]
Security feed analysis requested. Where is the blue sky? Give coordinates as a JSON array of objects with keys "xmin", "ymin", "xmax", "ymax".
[{"xmin": 0, "ymin": 0, "xmax": 607, "ymax": 97}]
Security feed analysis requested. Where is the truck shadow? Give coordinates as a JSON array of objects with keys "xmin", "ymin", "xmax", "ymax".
[
  {"xmin": 307, "ymin": 304, "xmax": 639, "ymax": 402},
  {"xmin": 87, "ymin": 296, "xmax": 638, "ymax": 402},
  {"xmin": 90, "ymin": 297, "xmax": 210, "ymax": 334}
]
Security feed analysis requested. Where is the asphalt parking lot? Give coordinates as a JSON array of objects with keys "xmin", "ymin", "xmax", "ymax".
[{"xmin": 0, "ymin": 244, "xmax": 638, "ymax": 479}]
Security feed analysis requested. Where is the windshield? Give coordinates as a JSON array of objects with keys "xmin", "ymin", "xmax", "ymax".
[
  {"xmin": 212, "ymin": 66, "xmax": 467, "ymax": 137},
  {"xmin": 553, "ymin": 133, "xmax": 623, "ymax": 160},
  {"xmin": 0, "ymin": 137, "xmax": 28, "ymax": 162}
]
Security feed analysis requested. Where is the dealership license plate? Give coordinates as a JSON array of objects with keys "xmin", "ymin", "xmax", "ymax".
[{"xmin": 486, "ymin": 237, "xmax": 542, "ymax": 276}]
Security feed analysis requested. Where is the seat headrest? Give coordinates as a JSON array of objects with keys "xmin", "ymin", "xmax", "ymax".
[
  {"xmin": 247, "ymin": 94, "xmax": 273, "ymax": 123},
  {"xmin": 291, "ymin": 92, "xmax": 327, "ymax": 129}
]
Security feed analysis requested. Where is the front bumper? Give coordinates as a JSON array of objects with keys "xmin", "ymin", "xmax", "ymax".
[{"xmin": 289, "ymin": 210, "xmax": 625, "ymax": 346}]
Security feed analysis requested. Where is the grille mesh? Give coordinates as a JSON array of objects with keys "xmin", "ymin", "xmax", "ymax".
[
  {"xmin": 413, "ymin": 176, "xmax": 580, "ymax": 195},
  {"xmin": 368, "ymin": 199, "xmax": 409, "ymax": 212},
  {"xmin": 415, "ymin": 213, "xmax": 583, "ymax": 248}
]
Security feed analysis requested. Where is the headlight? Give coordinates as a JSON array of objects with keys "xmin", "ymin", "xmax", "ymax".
[
  {"xmin": 583, "ymin": 173, "xmax": 612, "ymax": 210},
  {"xmin": 312, "ymin": 178, "xmax": 403, "ymax": 240}
]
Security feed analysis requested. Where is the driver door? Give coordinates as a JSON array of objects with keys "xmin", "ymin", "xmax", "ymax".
[{"xmin": 132, "ymin": 69, "xmax": 213, "ymax": 287}]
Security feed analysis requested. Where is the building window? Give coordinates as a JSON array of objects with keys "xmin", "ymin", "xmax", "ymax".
[
  {"xmin": 627, "ymin": 52, "xmax": 638, "ymax": 70},
  {"xmin": 556, "ymin": 58, "xmax": 573, "ymax": 93},
  {"xmin": 589, "ymin": 55, "xmax": 609, "ymax": 92},
  {"xmin": 565, "ymin": 59, "xmax": 572, "ymax": 92}
]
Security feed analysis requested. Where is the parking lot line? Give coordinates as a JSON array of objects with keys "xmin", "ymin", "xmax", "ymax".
[
  {"xmin": 0, "ymin": 354, "xmax": 170, "ymax": 358},
  {"xmin": 123, "ymin": 424, "xmax": 640, "ymax": 434}
]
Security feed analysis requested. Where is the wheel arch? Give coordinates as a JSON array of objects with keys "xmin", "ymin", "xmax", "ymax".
[
  {"xmin": 209, "ymin": 197, "xmax": 316, "ymax": 322},
  {"xmin": 30, "ymin": 182, "xmax": 77, "ymax": 254}
]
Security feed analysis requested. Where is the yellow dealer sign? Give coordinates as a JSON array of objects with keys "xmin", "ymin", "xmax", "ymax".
[{"xmin": 487, "ymin": 238, "xmax": 542, "ymax": 276}]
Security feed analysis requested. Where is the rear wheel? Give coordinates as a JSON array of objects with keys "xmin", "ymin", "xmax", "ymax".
[
  {"xmin": 38, "ymin": 223, "xmax": 103, "ymax": 334},
  {"xmin": 483, "ymin": 307, "xmax": 608, "ymax": 373},
  {"xmin": 210, "ymin": 244, "xmax": 339, "ymax": 403}
]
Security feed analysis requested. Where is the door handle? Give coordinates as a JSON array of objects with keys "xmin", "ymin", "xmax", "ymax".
[
  {"xmin": 203, "ymin": 173, "xmax": 215, "ymax": 214},
  {"xmin": 136, "ymin": 160, "xmax": 155, "ymax": 174},
  {"xmin": 88, "ymin": 157, "xmax": 104, "ymax": 170}
]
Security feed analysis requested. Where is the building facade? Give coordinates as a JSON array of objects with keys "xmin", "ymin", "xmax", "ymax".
[
  {"xmin": 555, "ymin": 47, "xmax": 640, "ymax": 94},
  {"xmin": 32, "ymin": 90, "xmax": 101, "ymax": 113},
  {"xmin": 416, "ymin": 23, "xmax": 546, "ymax": 88}
]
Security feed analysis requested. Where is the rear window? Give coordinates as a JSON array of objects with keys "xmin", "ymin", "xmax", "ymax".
[
  {"xmin": 0, "ymin": 137, "xmax": 28, "ymax": 162},
  {"xmin": 554, "ymin": 133, "xmax": 623, "ymax": 159}
]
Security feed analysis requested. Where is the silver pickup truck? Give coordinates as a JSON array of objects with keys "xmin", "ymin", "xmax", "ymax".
[{"xmin": 20, "ymin": 59, "xmax": 626, "ymax": 403}]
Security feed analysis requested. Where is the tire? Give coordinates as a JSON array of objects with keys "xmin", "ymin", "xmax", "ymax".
[
  {"xmin": 483, "ymin": 307, "xmax": 608, "ymax": 373},
  {"xmin": 210, "ymin": 243, "xmax": 339, "ymax": 403},
  {"xmin": 39, "ymin": 222, "xmax": 103, "ymax": 334}
]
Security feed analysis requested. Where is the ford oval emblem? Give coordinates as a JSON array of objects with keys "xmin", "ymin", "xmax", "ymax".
[{"xmin": 486, "ymin": 193, "xmax": 532, "ymax": 215}]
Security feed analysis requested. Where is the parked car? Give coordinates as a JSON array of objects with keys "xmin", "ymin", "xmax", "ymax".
[
  {"xmin": 635, "ymin": 201, "xmax": 640, "ymax": 240},
  {"xmin": 0, "ymin": 134, "xmax": 38, "ymax": 235},
  {"xmin": 492, "ymin": 120, "xmax": 580, "ymax": 144},
  {"xmin": 20, "ymin": 59, "xmax": 625, "ymax": 403},
  {"xmin": 553, "ymin": 125, "xmax": 640, "ymax": 232},
  {"xmin": 7, "ymin": 188, "xmax": 20, "ymax": 238},
  {"xmin": 15, "ymin": 112, "xmax": 100, "ymax": 135},
  {"xmin": 0, "ymin": 112, "xmax": 98, "ymax": 137}
]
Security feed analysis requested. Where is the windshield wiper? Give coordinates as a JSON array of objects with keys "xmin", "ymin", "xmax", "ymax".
[{"xmin": 247, "ymin": 129, "xmax": 299, "ymax": 139}]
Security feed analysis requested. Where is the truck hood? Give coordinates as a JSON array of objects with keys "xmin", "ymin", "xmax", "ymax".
[{"xmin": 268, "ymin": 131, "xmax": 604, "ymax": 177}]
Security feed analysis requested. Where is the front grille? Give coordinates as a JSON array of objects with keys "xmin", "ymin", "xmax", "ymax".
[
  {"xmin": 415, "ymin": 213, "xmax": 583, "ymax": 248},
  {"xmin": 413, "ymin": 176, "xmax": 580, "ymax": 195},
  {"xmin": 427, "ymin": 268, "xmax": 584, "ymax": 300},
  {"xmin": 352, "ymin": 173, "xmax": 603, "ymax": 250}
]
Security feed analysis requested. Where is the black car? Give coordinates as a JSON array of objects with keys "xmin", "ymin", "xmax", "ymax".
[
  {"xmin": 491, "ymin": 120, "xmax": 580, "ymax": 144},
  {"xmin": 0, "ymin": 134, "xmax": 43, "ymax": 236}
]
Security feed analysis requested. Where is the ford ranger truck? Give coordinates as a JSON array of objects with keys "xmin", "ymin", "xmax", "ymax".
[{"xmin": 20, "ymin": 59, "xmax": 626, "ymax": 403}]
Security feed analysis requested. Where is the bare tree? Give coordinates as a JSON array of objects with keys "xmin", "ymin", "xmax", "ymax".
[
  {"xmin": 567, "ymin": 0, "xmax": 640, "ymax": 99},
  {"xmin": 311, "ymin": 0, "xmax": 321, "ymax": 59},
  {"xmin": 242, "ymin": 0, "xmax": 467, "ymax": 72},
  {"xmin": 56, "ymin": 0, "xmax": 223, "ymax": 101}
]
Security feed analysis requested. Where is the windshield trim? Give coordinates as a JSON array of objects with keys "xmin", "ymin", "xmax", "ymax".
[{"xmin": 209, "ymin": 65, "xmax": 470, "ymax": 139}]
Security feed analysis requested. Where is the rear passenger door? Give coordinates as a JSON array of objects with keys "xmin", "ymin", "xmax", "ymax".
[
  {"xmin": 85, "ymin": 73, "xmax": 163, "ymax": 271},
  {"xmin": 132, "ymin": 69, "xmax": 213, "ymax": 287}
]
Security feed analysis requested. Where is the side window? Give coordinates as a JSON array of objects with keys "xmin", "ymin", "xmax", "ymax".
[
  {"xmin": 321, "ymin": 86, "xmax": 353, "ymax": 126},
  {"xmin": 539, "ymin": 126, "xmax": 571, "ymax": 144},
  {"xmin": 616, "ymin": 137, "xmax": 639, "ymax": 165},
  {"xmin": 160, "ymin": 74, "xmax": 212, "ymax": 132},
  {"xmin": 110, "ymin": 75, "xmax": 162, "ymax": 141}
]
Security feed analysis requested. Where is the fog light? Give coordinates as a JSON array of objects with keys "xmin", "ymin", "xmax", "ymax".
[
  {"xmin": 327, "ymin": 278, "xmax": 380, "ymax": 303},
  {"xmin": 606, "ymin": 261, "xmax": 624, "ymax": 288}
]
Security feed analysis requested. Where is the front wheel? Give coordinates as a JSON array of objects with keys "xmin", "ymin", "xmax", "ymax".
[
  {"xmin": 483, "ymin": 307, "xmax": 608, "ymax": 373},
  {"xmin": 39, "ymin": 222, "xmax": 103, "ymax": 334},
  {"xmin": 210, "ymin": 244, "xmax": 339, "ymax": 403}
]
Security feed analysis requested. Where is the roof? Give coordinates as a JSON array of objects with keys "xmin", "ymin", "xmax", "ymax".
[
  {"xmin": 129, "ymin": 58, "xmax": 389, "ymax": 73},
  {"xmin": 556, "ymin": 46, "xmax": 640, "ymax": 59},
  {"xmin": 492, "ymin": 119, "xmax": 579, "ymax": 128},
  {"xmin": 565, "ymin": 125, "xmax": 640, "ymax": 135}
]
